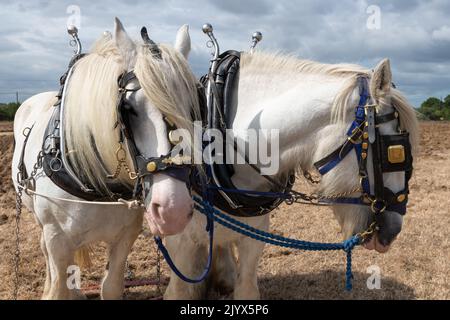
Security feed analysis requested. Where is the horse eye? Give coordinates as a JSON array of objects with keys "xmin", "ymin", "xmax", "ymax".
[{"xmin": 123, "ymin": 102, "xmax": 138, "ymax": 116}]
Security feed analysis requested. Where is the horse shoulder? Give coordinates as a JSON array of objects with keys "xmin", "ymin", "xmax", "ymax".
[{"xmin": 14, "ymin": 91, "xmax": 58, "ymax": 136}]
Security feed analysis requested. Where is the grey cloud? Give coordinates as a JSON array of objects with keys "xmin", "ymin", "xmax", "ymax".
[
  {"xmin": 210, "ymin": 0, "xmax": 273, "ymax": 15},
  {"xmin": 0, "ymin": 0, "xmax": 449, "ymax": 107}
]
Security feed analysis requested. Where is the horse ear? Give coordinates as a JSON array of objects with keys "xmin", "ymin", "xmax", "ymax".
[
  {"xmin": 114, "ymin": 17, "xmax": 137, "ymax": 71},
  {"xmin": 370, "ymin": 58, "xmax": 393, "ymax": 102},
  {"xmin": 174, "ymin": 24, "xmax": 191, "ymax": 59}
]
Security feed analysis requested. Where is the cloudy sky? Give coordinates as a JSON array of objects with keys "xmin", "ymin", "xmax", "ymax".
[{"xmin": 0, "ymin": 0, "xmax": 449, "ymax": 107}]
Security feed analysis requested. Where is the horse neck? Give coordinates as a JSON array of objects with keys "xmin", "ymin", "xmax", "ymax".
[{"xmin": 230, "ymin": 69, "xmax": 357, "ymax": 189}]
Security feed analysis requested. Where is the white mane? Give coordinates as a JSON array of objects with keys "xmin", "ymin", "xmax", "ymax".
[{"xmin": 241, "ymin": 51, "xmax": 419, "ymax": 153}]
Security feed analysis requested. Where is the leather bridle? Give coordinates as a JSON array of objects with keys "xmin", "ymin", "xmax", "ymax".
[
  {"xmin": 313, "ymin": 77, "xmax": 413, "ymax": 227},
  {"xmin": 110, "ymin": 27, "xmax": 194, "ymax": 206},
  {"xmin": 112, "ymin": 69, "xmax": 193, "ymax": 206}
]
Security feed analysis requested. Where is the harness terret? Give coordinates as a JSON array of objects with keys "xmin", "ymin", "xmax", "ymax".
[{"xmin": 194, "ymin": 50, "xmax": 295, "ymax": 217}]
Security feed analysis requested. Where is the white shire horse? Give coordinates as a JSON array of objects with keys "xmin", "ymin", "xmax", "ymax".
[
  {"xmin": 12, "ymin": 18, "xmax": 200, "ymax": 299},
  {"xmin": 164, "ymin": 53, "xmax": 419, "ymax": 299}
]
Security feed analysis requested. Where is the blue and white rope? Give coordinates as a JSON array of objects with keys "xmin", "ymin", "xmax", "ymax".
[{"xmin": 193, "ymin": 196, "xmax": 361, "ymax": 291}]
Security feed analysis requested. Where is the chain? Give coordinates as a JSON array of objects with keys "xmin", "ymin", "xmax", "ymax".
[
  {"xmin": 13, "ymin": 146, "xmax": 44, "ymax": 300},
  {"xmin": 356, "ymin": 221, "xmax": 377, "ymax": 242},
  {"xmin": 156, "ymin": 244, "xmax": 162, "ymax": 296},
  {"xmin": 303, "ymin": 170, "xmax": 320, "ymax": 185},
  {"xmin": 286, "ymin": 185, "xmax": 362, "ymax": 206},
  {"xmin": 316, "ymin": 185, "xmax": 363, "ymax": 201},
  {"xmin": 125, "ymin": 260, "xmax": 134, "ymax": 280},
  {"xmin": 12, "ymin": 186, "xmax": 23, "ymax": 300},
  {"xmin": 107, "ymin": 144, "xmax": 138, "ymax": 180}
]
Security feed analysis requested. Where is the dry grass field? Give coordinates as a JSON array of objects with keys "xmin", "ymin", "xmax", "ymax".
[{"xmin": 0, "ymin": 121, "xmax": 449, "ymax": 300}]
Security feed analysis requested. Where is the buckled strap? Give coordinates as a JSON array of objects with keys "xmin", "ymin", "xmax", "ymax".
[
  {"xmin": 376, "ymin": 112, "xmax": 398, "ymax": 125},
  {"xmin": 314, "ymin": 121, "xmax": 365, "ymax": 175},
  {"xmin": 136, "ymin": 154, "xmax": 191, "ymax": 183},
  {"xmin": 314, "ymin": 142, "xmax": 355, "ymax": 175},
  {"xmin": 383, "ymin": 187, "xmax": 408, "ymax": 215}
]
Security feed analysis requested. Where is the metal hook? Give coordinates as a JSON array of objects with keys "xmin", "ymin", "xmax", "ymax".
[
  {"xmin": 250, "ymin": 31, "xmax": 263, "ymax": 54},
  {"xmin": 67, "ymin": 25, "xmax": 82, "ymax": 55},
  {"xmin": 202, "ymin": 23, "xmax": 220, "ymax": 66}
]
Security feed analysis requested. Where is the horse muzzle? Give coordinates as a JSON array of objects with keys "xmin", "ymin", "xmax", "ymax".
[{"xmin": 363, "ymin": 210, "xmax": 403, "ymax": 253}]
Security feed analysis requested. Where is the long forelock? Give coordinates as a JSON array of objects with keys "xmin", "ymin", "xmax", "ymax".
[{"xmin": 134, "ymin": 44, "xmax": 201, "ymax": 136}]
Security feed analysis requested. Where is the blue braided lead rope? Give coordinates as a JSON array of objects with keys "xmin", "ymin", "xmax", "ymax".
[
  {"xmin": 152, "ymin": 199, "xmax": 215, "ymax": 284},
  {"xmin": 193, "ymin": 196, "xmax": 361, "ymax": 291}
]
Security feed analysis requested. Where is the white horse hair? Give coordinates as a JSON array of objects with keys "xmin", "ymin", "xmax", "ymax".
[
  {"xmin": 11, "ymin": 18, "xmax": 200, "ymax": 299},
  {"xmin": 163, "ymin": 51, "xmax": 419, "ymax": 299}
]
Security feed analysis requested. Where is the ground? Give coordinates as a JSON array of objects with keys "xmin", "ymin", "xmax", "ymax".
[{"xmin": 0, "ymin": 121, "xmax": 449, "ymax": 300}]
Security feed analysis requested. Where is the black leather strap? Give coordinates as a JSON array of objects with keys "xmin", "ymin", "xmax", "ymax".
[{"xmin": 376, "ymin": 111, "xmax": 398, "ymax": 125}]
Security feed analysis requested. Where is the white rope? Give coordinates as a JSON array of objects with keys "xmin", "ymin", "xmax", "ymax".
[{"xmin": 16, "ymin": 184, "xmax": 142, "ymax": 210}]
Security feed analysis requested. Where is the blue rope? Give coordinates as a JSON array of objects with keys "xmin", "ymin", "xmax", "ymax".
[
  {"xmin": 193, "ymin": 196, "xmax": 361, "ymax": 291},
  {"xmin": 153, "ymin": 199, "xmax": 215, "ymax": 284}
]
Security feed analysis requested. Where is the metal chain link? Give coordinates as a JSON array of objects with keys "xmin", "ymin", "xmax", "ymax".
[
  {"xmin": 286, "ymin": 185, "xmax": 362, "ymax": 206},
  {"xmin": 156, "ymin": 245, "xmax": 162, "ymax": 296},
  {"xmin": 125, "ymin": 260, "xmax": 134, "ymax": 280},
  {"xmin": 13, "ymin": 145, "xmax": 44, "ymax": 300},
  {"xmin": 303, "ymin": 170, "xmax": 320, "ymax": 185},
  {"xmin": 13, "ymin": 186, "xmax": 23, "ymax": 300},
  {"xmin": 107, "ymin": 144, "xmax": 138, "ymax": 180},
  {"xmin": 316, "ymin": 185, "xmax": 363, "ymax": 201}
]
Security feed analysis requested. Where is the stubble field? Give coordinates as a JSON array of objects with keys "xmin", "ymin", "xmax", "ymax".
[{"xmin": 0, "ymin": 121, "xmax": 448, "ymax": 299}]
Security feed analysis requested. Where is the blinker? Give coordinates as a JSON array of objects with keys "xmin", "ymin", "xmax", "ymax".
[{"xmin": 387, "ymin": 145, "xmax": 405, "ymax": 164}]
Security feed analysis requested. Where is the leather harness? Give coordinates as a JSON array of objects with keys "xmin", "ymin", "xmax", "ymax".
[{"xmin": 193, "ymin": 50, "xmax": 295, "ymax": 217}]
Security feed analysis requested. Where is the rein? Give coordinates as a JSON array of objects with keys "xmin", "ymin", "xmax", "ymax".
[{"xmin": 193, "ymin": 196, "xmax": 361, "ymax": 291}]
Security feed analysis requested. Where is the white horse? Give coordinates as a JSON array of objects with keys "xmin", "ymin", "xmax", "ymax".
[
  {"xmin": 164, "ymin": 52, "xmax": 419, "ymax": 299},
  {"xmin": 11, "ymin": 18, "xmax": 201, "ymax": 299}
]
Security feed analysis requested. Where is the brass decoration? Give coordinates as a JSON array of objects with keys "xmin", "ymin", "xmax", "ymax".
[
  {"xmin": 388, "ymin": 145, "xmax": 405, "ymax": 164},
  {"xmin": 168, "ymin": 130, "xmax": 182, "ymax": 145},
  {"xmin": 162, "ymin": 155, "xmax": 191, "ymax": 166},
  {"xmin": 362, "ymin": 142, "xmax": 369, "ymax": 150},
  {"xmin": 147, "ymin": 161, "xmax": 157, "ymax": 172},
  {"xmin": 361, "ymin": 152, "xmax": 367, "ymax": 160},
  {"xmin": 397, "ymin": 194, "xmax": 406, "ymax": 203}
]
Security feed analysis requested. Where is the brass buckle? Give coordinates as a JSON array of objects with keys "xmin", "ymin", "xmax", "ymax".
[
  {"xmin": 347, "ymin": 127, "xmax": 363, "ymax": 144},
  {"xmin": 370, "ymin": 199, "xmax": 387, "ymax": 214}
]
